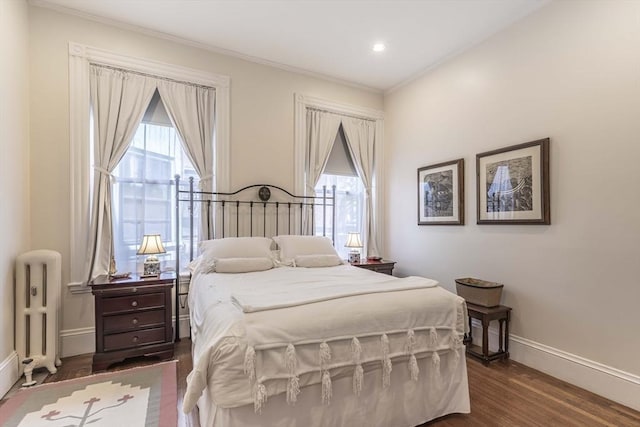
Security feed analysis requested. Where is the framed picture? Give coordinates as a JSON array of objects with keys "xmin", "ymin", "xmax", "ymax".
[
  {"xmin": 476, "ymin": 138, "xmax": 550, "ymax": 224},
  {"xmin": 417, "ymin": 158, "xmax": 464, "ymax": 225}
]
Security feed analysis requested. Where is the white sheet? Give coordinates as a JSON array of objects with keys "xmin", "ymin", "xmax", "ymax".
[{"xmin": 184, "ymin": 265, "xmax": 468, "ymax": 421}]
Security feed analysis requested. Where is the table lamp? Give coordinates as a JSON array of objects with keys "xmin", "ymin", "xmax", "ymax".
[
  {"xmin": 137, "ymin": 234, "xmax": 166, "ymax": 277},
  {"xmin": 345, "ymin": 232, "xmax": 363, "ymax": 264}
]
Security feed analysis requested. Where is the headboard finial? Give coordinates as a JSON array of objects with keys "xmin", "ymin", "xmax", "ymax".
[{"xmin": 258, "ymin": 186, "xmax": 271, "ymax": 202}]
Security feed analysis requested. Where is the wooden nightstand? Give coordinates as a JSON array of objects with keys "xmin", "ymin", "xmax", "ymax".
[
  {"xmin": 352, "ymin": 259, "xmax": 396, "ymax": 275},
  {"xmin": 465, "ymin": 303, "xmax": 511, "ymax": 365},
  {"xmin": 90, "ymin": 272, "xmax": 175, "ymax": 371}
]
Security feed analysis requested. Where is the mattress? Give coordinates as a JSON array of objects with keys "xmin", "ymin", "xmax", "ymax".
[{"xmin": 184, "ymin": 265, "xmax": 470, "ymax": 426}]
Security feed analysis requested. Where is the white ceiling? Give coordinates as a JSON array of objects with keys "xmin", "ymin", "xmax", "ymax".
[{"xmin": 34, "ymin": 0, "xmax": 548, "ymax": 91}]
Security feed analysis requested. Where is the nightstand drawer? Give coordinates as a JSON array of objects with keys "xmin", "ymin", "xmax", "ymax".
[
  {"xmin": 103, "ymin": 310, "xmax": 165, "ymax": 334},
  {"xmin": 104, "ymin": 327, "xmax": 166, "ymax": 351},
  {"xmin": 102, "ymin": 293, "xmax": 165, "ymax": 315}
]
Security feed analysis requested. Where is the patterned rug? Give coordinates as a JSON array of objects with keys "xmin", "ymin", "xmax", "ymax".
[{"xmin": 0, "ymin": 360, "xmax": 177, "ymax": 427}]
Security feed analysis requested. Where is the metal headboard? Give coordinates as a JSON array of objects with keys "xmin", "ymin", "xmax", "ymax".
[
  {"xmin": 173, "ymin": 176, "xmax": 336, "ymax": 340},
  {"xmin": 174, "ymin": 176, "xmax": 336, "ymax": 265}
]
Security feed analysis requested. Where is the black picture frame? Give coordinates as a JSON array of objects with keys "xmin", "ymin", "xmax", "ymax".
[
  {"xmin": 417, "ymin": 158, "xmax": 465, "ymax": 225},
  {"xmin": 476, "ymin": 138, "xmax": 550, "ymax": 225}
]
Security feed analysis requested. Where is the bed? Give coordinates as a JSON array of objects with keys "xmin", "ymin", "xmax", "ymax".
[{"xmin": 175, "ymin": 181, "xmax": 470, "ymax": 426}]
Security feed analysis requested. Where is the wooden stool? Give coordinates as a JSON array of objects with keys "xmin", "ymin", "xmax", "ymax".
[{"xmin": 465, "ymin": 303, "xmax": 511, "ymax": 364}]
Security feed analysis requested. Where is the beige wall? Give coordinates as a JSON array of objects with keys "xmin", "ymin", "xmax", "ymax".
[
  {"xmin": 0, "ymin": 0, "xmax": 30, "ymax": 363},
  {"xmin": 384, "ymin": 0, "xmax": 640, "ymax": 375},
  {"xmin": 28, "ymin": 6, "xmax": 383, "ymax": 332}
]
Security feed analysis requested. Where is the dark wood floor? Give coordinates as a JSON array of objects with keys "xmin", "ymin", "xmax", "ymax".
[{"xmin": 10, "ymin": 340, "xmax": 640, "ymax": 427}]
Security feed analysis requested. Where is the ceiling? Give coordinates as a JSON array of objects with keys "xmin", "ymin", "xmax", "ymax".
[{"xmin": 33, "ymin": 0, "xmax": 548, "ymax": 91}]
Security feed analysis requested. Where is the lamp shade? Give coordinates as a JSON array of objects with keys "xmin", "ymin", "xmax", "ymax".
[
  {"xmin": 137, "ymin": 234, "xmax": 166, "ymax": 255},
  {"xmin": 344, "ymin": 232, "xmax": 363, "ymax": 249}
]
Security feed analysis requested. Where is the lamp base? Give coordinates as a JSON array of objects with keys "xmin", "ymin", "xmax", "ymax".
[
  {"xmin": 143, "ymin": 260, "xmax": 161, "ymax": 276},
  {"xmin": 348, "ymin": 252, "xmax": 361, "ymax": 264}
]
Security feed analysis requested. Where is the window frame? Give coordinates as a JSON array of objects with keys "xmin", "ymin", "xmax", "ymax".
[
  {"xmin": 68, "ymin": 42, "xmax": 230, "ymax": 293},
  {"xmin": 293, "ymin": 94, "xmax": 384, "ymax": 256}
]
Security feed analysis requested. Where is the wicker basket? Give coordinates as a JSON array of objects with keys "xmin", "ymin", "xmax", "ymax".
[{"xmin": 455, "ymin": 277, "xmax": 503, "ymax": 307}]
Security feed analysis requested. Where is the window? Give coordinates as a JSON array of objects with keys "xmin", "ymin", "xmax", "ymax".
[
  {"xmin": 313, "ymin": 125, "xmax": 364, "ymax": 259},
  {"xmin": 315, "ymin": 174, "xmax": 363, "ymax": 259},
  {"xmin": 112, "ymin": 123, "xmax": 199, "ymax": 274},
  {"xmin": 294, "ymin": 96, "xmax": 383, "ymax": 265},
  {"xmin": 68, "ymin": 44, "xmax": 229, "ymax": 292}
]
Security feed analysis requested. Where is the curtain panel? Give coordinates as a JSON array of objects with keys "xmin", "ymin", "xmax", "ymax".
[
  {"xmin": 305, "ymin": 109, "xmax": 343, "ymax": 195},
  {"xmin": 341, "ymin": 117, "xmax": 380, "ymax": 257},
  {"xmin": 157, "ymin": 81, "xmax": 216, "ymax": 238},
  {"xmin": 86, "ymin": 65, "xmax": 215, "ymax": 281},
  {"xmin": 87, "ymin": 66, "xmax": 157, "ymax": 281},
  {"xmin": 304, "ymin": 109, "xmax": 342, "ymax": 234}
]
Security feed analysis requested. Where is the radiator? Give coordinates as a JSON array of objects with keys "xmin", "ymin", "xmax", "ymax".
[{"xmin": 15, "ymin": 250, "xmax": 62, "ymax": 376}]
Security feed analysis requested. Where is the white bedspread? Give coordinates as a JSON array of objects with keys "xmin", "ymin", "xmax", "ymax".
[{"xmin": 184, "ymin": 265, "xmax": 467, "ymax": 414}]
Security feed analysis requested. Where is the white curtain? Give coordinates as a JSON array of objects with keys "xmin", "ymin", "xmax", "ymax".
[
  {"xmin": 341, "ymin": 117, "xmax": 380, "ymax": 257},
  {"xmin": 306, "ymin": 109, "xmax": 343, "ymax": 195},
  {"xmin": 305, "ymin": 109, "xmax": 342, "ymax": 234},
  {"xmin": 87, "ymin": 65, "xmax": 157, "ymax": 280},
  {"xmin": 157, "ymin": 81, "xmax": 216, "ymax": 238}
]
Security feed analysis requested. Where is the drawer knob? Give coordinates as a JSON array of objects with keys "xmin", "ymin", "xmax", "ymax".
[
  {"xmin": 132, "ymin": 318, "xmax": 139, "ymax": 325},
  {"xmin": 132, "ymin": 336, "xmax": 139, "ymax": 343},
  {"xmin": 131, "ymin": 301, "xmax": 138, "ymax": 307},
  {"xmin": 132, "ymin": 287, "xmax": 137, "ymax": 293}
]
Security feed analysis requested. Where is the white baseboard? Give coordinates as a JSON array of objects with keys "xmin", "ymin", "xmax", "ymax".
[
  {"xmin": 60, "ymin": 327, "xmax": 95, "ymax": 358},
  {"xmin": 0, "ymin": 351, "xmax": 19, "ymax": 399},
  {"xmin": 59, "ymin": 314, "xmax": 192, "ymax": 358},
  {"xmin": 177, "ymin": 314, "xmax": 191, "ymax": 339},
  {"xmin": 470, "ymin": 323, "xmax": 640, "ymax": 411}
]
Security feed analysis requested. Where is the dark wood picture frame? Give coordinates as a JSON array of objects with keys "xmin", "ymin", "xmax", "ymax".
[
  {"xmin": 417, "ymin": 158, "xmax": 464, "ymax": 225},
  {"xmin": 476, "ymin": 138, "xmax": 550, "ymax": 225}
]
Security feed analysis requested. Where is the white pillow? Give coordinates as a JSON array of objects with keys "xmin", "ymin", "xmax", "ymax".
[
  {"xmin": 273, "ymin": 235, "xmax": 339, "ymax": 264},
  {"xmin": 294, "ymin": 254, "xmax": 343, "ymax": 268},
  {"xmin": 195, "ymin": 256, "xmax": 216, "ymax": 274},
  {"xmin": 186, "ymin": 258, "xmax": 200, "ymax": 272},
  {"xmin": 214, "ymin": 257, "xmax": 274, "ymax": 273},
  {"xmin": 199, "ymin": 237, "xmax": 273, "ymax": 259},
  {"xmin": 271, "ymin": 249, "xmax": 294, "ymax": 267}
]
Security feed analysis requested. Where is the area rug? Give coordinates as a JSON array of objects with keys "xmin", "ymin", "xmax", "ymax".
[{"xmin": 0, "ymin": 360, "xmax": 177, "ymax": 427}]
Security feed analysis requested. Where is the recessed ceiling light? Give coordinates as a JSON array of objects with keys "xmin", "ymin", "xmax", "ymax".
[{"xmin": 372, "ymin": 43, "xmax": 386, "ymax": 53}]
